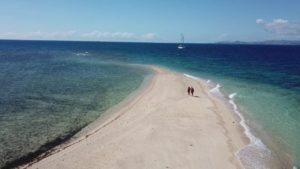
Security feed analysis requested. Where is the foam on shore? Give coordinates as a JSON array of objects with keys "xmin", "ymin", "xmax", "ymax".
[{"xmin": 183, "ymin": 73, "xmax": 276, "ymax": 169}]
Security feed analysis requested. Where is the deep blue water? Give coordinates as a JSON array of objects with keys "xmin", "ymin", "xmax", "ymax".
[{"xmin": 0, "ymin": 40, "xmax": 299, "ymax": 168}]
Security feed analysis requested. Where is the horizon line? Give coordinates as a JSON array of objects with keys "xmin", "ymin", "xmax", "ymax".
[{"xmin": 0, "ymin": 38, "xmax": 299, "ymax": 45}]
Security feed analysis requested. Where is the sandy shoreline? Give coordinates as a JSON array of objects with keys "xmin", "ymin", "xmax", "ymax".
[{"xmin": 23, "ymin": 65, "xmax": 249, "ymax": 169}]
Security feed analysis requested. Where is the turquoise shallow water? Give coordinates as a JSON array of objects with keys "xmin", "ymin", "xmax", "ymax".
[{"xmin": 0, "ymin": 40, "xmax": 299, "ymax": 168}]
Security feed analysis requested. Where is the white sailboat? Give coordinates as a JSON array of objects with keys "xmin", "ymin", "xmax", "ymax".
[{"xmin": 178, "ymin": 33, "xmax": 185, "ymax": 49}]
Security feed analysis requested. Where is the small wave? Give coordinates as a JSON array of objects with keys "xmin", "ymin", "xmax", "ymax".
[
  {"xmin": 210, "ymin": 83, "xmax": 221, "ymax": 93},
  {"xmin": 207, "ymin": 80, "xmax": 211, "ymax": 83},
  {"xmin": 183, "ymin": 73, "xmax": 201, "ymax": 81},
  {"xmin": 229, "ymin": 95, "xmax": 267, "ymax": 149},
  {"xmin": 229, "ymin": 92, "xmax": 237, "ymax": 99},
  {"xmin": 229, "ymin": 93, "xmax": 271, "ymax": 169},
  {"xmin": 209, "ymin": 84, "xmax": 225, "ymax": 99},
  {"xmin": 75, "ymin": 51, "xmax": 89, "ymax": 56}
]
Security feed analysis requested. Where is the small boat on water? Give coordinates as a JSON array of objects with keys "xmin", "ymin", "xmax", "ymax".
[{"xmin": 178, "ymin": 33, "xmax": 185, "ymax": 49}]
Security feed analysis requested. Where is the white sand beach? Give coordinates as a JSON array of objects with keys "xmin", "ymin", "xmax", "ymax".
[{"xmin": 24, "ymin": 65, "xmax": 248, "ymax": 169}]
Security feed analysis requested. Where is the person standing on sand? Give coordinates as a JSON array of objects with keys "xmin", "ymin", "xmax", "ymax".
[
  {"xmin": 187, "ymin": 86, "xmax": 191, "ymax": 95},
  {"xmin": 191, "ymin": 87, "xmax": 194, "ymax": 96}
]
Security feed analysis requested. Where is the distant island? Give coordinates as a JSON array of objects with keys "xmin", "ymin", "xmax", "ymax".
[{"xmin": 216, "ymin": 40, "xmax": 300, "ymax": 45}]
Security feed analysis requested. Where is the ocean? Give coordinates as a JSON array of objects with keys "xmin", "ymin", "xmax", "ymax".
[{"xmin": 0, "ymin": 40, "xmax": 299, "ymax": 168}]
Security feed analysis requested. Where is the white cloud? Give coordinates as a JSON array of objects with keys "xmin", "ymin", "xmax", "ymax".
[
  {"xmin": 81, "ymin": 31, "xmax": 136, "ymax": 39},
  {"xmin": 256, "ymin": 18, "xmax": 300, "ymax": 36},
  {"xmin": 256, "ymin": 19, "xmax": 265, "ymax": 25},
  {"xmin": 141, "ymin": 33, "xmax": 157, "ymax": 40},
  {"xmin": 0, "ymin": 30, "xmax": 159, "ymax": 41},
  {"xmin": 81, "ymin": 31, "xmax": 159, "ymax": 41},
  {"xmin": 0, "ymin": 31, "xmax": 77, "ymax": 40}
]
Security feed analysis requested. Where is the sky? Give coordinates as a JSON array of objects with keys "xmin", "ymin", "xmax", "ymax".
[{"xmin": 0, "ymin": 0, "xmax": 300, "ymax": 43}]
